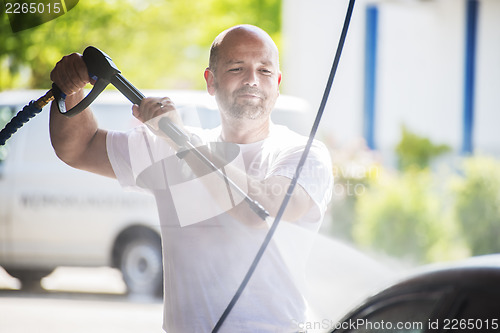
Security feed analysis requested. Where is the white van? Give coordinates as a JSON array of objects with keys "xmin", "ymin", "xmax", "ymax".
[{"xmin": 0, "ymin": 89, "xmax": 311, "ymax": 296}]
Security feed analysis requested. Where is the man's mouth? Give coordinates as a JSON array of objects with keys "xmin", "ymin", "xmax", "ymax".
[
  {"xmin": 239, "ymin": 94, "xmax": 261, "ymax": 99},
  {"xmin": 235, "ymin": 88, "xmax": 263, "ymax": 100}
]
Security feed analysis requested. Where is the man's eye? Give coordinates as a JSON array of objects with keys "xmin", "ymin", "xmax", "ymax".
[
  {"xmin": 229, "ymin": 68, "xmax": 242, "ymax": 72},
  {"xmin": 260, "ymin": 69, "xmax": 272, "ymax": 75}
]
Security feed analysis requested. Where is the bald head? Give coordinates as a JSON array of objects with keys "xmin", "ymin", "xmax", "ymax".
[{"xmin": 208, "ymin": 25, "xmax": 279, "ymax": 72}]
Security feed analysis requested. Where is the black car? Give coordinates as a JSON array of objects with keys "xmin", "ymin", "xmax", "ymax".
[{"xmin": 329, "ymin": 255, "xmax": 500, "ymax": 333}]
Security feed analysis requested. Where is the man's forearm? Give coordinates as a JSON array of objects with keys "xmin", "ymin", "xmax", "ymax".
[
  {"xmin": 180, "ymin": 145, "xmax": 313, "ymax": 225},
  {"xmin": 49, "ymin": 90, "xmax": 96, "ymax": 164},
  {"xmin": 48, "ymin": 90, "xmax": 114, "ymax": 179}
]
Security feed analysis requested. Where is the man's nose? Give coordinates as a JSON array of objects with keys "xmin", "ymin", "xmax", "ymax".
[{"xmin": 244, "ymin": 70, "xmax": 259, "ymax": 86}]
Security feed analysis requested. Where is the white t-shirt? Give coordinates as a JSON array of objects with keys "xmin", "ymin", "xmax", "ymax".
[{"xmin": 107, "ymin": 123, "xmax": 333, "ymax": 333}]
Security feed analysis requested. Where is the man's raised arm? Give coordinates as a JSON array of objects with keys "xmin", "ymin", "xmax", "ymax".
[{"xmin": 49, "ymin": 53, "xmax": 115, "ymax": 178}]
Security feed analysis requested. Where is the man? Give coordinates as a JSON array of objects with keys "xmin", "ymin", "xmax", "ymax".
[{"xmin": 50, "ymin": 24, "xmax": 332, "ymax": 332}]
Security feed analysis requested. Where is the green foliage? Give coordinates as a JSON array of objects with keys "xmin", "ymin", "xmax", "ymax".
[
  {"xmin": 327, "ymin": 139, "xmax": 380, "ymax": 242},
  {"xmin": 351, "ymin": 153, "xmax": 500, "ymax": 264},
  {"xmin": 395, "ymin": 126, "xmax": 451, "ymax": 171},
  {"xmin": 1, "ymin": 0, "xmax": 281, "ymax": 90},
  {"xmin": 328, "ymin": 130, "xmax": 499, "ymax": 265},
  {"xmin": 349, "ymin": 127, "xmax": 464, "ymax": 264},
  {"xmin": 353, "ymin": 168, "xmax": 467, "ymax": 264},
  {"xmin": 453, "ymin": 156, "xmax": 500, "ymax": 256}
]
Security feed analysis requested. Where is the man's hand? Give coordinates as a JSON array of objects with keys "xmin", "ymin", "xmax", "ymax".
[
  {"xmin": 131, "ymin": 97, "xmax": 177, "ymax": 124},
  {"xmin": 50, "ymin": 53, "xmax": 94, "ymax": 96},
  {"xmin": 132, "ymin": 97, "xmax": 188, "ymax": 149}
]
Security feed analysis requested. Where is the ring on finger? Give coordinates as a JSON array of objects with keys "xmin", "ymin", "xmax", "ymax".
[{"xmin": 157, "ymin": 102, "xmax": 164, "ymax": 108}]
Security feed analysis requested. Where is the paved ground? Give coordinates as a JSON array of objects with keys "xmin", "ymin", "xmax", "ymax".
[
  {"xmin": 0, "ymin": 267, "xmax": 163, "ymax": 333},
  {"xmin": 0, "ymin": 237, "xmax": 404, "ymax": 333}
]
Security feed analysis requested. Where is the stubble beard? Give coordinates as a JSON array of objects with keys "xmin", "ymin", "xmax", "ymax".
[
  {"xmin": 219, "ymin": 86, "xmax": 273, "ymax": 121},
  {"xmin": 229, "ymin": 101, "xmax": 266, "ymax": 120}
]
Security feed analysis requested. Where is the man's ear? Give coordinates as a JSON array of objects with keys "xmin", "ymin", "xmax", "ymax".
[
  {"xmin": 204, "ymin": 68, "xmax": 216, "ymax": 96},
  {"xmin": 278, "ymin": 71, "xmax": 282, "ymax": 86}
]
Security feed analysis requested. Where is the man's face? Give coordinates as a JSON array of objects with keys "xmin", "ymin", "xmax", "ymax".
[{"xmin": 206, "ymin": 30, "xmax": 281, "ymax": 121}]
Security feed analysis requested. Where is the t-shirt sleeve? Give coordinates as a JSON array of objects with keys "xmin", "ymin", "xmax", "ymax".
[
  {"xmin": 106, "ymin": 126, "xmax": 176, "ymax": 193},
  {"xmin": 107, "ymin": 130, "xmax": 136, "ymax": 189},
  {"xmin": 268, "ymin": 140, "xmax": 333, "ymax": 224}
]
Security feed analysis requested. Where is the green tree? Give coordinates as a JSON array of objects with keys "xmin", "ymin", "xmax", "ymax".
[
  {"xmin": 1, "ymin": 0, "xmax": 281, "ymax": 90},
  {"xmin": 395, "ymin": 126, "xmax": 451, "ymax": 171}
]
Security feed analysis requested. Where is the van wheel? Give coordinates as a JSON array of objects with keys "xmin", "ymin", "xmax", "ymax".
[
  {"xmin": 118, "ymin": 233, "xmax": 163, "ymax": 298},
  {"xmin": 4, "ymin": 268, "xmax": 53, "ymax": 292}
]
